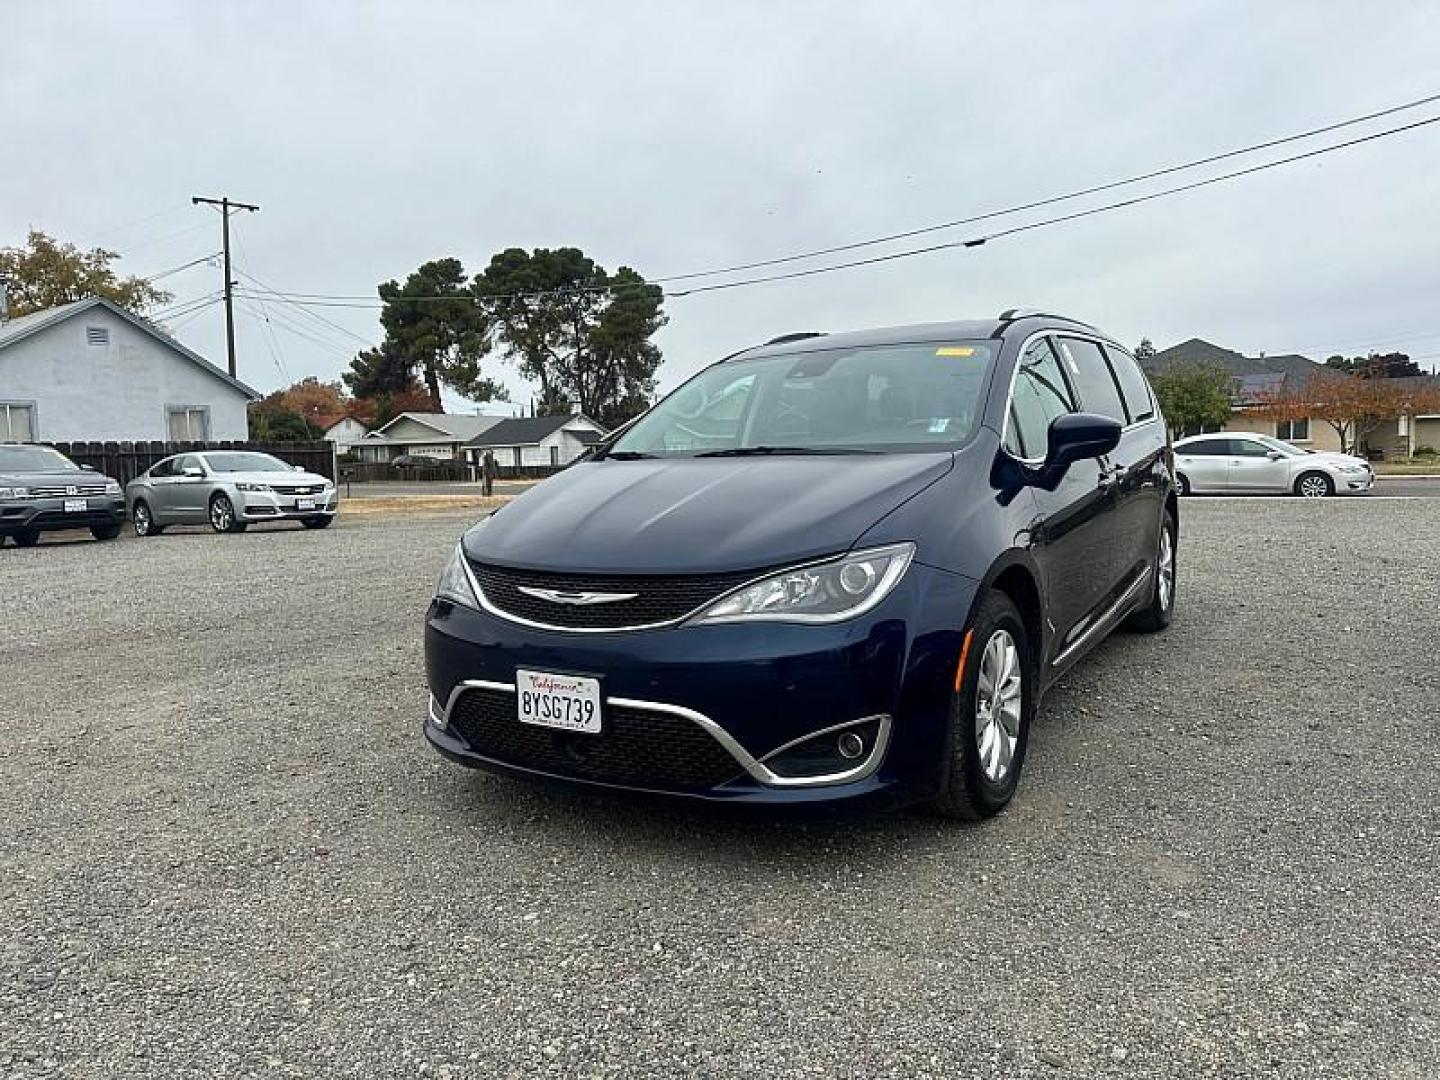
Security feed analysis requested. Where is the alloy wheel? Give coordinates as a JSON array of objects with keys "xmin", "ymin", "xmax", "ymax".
[
  {"xmin": 133, "ymin": 503, "xmax": 151, "ymax": 536},
  {"xmin": 1298, "ymin": 474, "xmax": 1330, "ymax": 498},
  {"xmin": 211, "ymin": 497, "xmax": 234, "ymax": 532},
  {"xmin": 974, "ymin": 629, "xmax": 1022, "ymax": 782},
  {"xmin": 1157, "ymin": 526, "xmax": 1175, "ymax": 611}
]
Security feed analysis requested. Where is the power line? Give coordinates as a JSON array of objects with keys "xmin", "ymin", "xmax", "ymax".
[
  {"xmin": 139, "ymin": 252, "xmax": 221, "ymax": 283},
  {"xmin": 224, "ymin": 90, "xmax": 1440, "ymax": 308},
  {"xmin": 233, "ymin": 269, "xmax": 373, "ymax": 347},
  {"xmin": 654, "ymin": 88, "xmax": 1440, "ymax": 283}
]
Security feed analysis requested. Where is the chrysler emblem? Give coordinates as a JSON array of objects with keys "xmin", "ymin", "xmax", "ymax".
[
  {"xmin": 517, "ymin": 587, "xmax": 638, "ymax": 606},
  {"xmin": 66, "ymin": 486, "xmax": 78, "ymax": 495}
]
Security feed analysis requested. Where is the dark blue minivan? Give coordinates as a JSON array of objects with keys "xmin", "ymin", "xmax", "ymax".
[{"xmin": 424, "ymin": 311, "xmax": 1176, "ymax": 817}]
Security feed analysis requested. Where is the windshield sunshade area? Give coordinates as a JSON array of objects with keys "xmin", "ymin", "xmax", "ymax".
[
  {"xmin": 0, "ymin": 445, "xmax": 80, "ymax": 472},
  {"xmin": 202, "ymin": 453, "xmax": 293, "ymax": 473},
  {"xmin": 608, "ymin": 341, "xmax": 996, "ymax": 457}
]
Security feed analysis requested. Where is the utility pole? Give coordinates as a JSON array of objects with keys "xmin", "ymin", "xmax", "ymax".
[{"xmin": 192, "ymin": 195, "xmax": 259, "ymax": 378}]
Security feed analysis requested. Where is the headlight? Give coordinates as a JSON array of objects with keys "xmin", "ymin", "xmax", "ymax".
[
  {"xmin": 1338, "ymin": 463, "xmax": 1367, "ymax": 474},
  {"xmin": 105, "ymin": 480, "xmax": 122, "ymax": 494},
  {"xmin": 0, "ymin": 486, "xmax": 28, "ymax": 499},
  {"xmin": 323, "ymin": 480, "xmax": 335, "ymax": 490},
  {"xmin": 434, "ymin": 544, "xmax": 480, "ymax": 609},
  {"xmin": 235, "ymin": 482, "xmax": 272, "ymax": 492},
  {"xmin": 691, "ymin": 542, "xmax": 915, "ymax": 625}
]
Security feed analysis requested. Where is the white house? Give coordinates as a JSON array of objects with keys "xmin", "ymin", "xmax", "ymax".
[
  {"xmin": 465, "ymin": 414, "xmax": 606, "ymax": 468},
  {"xmin": 355, "ymin": 412, "xmax": 504, "ymax": 462},
  {"xmin": 0, "ymin": 296, "xmax": 257, "ymax": 442},
  {"xmin": 320, "ymin": 415, "xmax": 371, "ymax": 454}
]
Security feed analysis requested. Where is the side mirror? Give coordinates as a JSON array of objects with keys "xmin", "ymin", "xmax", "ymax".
[
  {"xmin": 1037, "ymin": 412, "xmax": 1122, "ymax": 488},
  {"xmin": 80, "ymin": 463, "xmax": 97, "ymax": 471},
  {"xmin": 182, "ymin": 466, "xmax": 204, "ymax": 478},
  {"xmin": 292, "ymin": 464, "xmax": 304, "ymax": 472},
  {"xmin": 1266, "ymin": 450, "xmax": 1284, "ymax": 460}
]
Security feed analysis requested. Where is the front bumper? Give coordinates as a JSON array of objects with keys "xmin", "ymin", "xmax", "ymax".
[
  {"xmin": 239, "ymin": 489, "xmax": 338, "ymax": 521},
  {"xmin": 1340, "ymin": 470, "xmax": 1375, "ymax": 493},
  {"xmin": 422, "ymin": 562, "xmax": 978, "ymax": 807},
  {"xmin": 0, "ymin": 495, "xmax": 125, "ymax": 533}
]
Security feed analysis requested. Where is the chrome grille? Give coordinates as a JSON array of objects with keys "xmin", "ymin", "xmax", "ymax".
[
  {"xmin": 271, "ymin": 484, "xmax": 325, "ymax": 495},
  {"xmin": 26, "ymin": 485, "xmax": 107, "ymax": 497},
  {"xmin": 467, "ymin": 561, "xmax": 766, "ymax": 629}
]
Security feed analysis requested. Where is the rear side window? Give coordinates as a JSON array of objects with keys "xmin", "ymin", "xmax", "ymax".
[
  {"xmin": 1179, "ymin": 439, "xmax": 1229, "ymax": 456},
  {"xmin": 1005, "ymin": 337, "xmax": 1075, "ymax": 460},
  {"xmin": 1103, "ymin": 344, "xmax": 1156, "ymax": 423}
]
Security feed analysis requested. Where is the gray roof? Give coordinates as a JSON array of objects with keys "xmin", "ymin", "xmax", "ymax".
[
  {"xmin": 467, "ymin": 414, "xmax": 602, "ymax": 447},
  {"xmin": 371, "ymin": 412, "xmax": 505, "ymax": 440},
  {"xmin": 1146, "ymin": 338, "xmax": 1322, "ymax": 381},
  {"xmin": 0, "ymin": 296, "xmax": 260, "ymax": 399}
]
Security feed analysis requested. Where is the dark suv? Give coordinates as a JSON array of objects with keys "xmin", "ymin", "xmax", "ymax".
[
  {"xmin": 423, "ymin": 311, "xmax": 1176, "ymax": 818},
  {"xmin": 0, "ymin": 444, "xmax": 126, "ymax": 547}
]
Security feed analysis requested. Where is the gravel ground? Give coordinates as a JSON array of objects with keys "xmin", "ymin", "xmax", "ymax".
[{"xmin": 2, "ymin": 502, "xmax": 1437, "ymax": 1079}]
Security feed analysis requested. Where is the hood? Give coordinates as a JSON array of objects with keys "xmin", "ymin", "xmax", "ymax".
[
  {"xmin": 217, "ymin": 471, "xmax": 330, "ymax": 486},
  {"xmin": 1305, "ymin": 452, "xmax": 1368, "ymax": 468},
  {"xmin": 465, "ymin": 454, "xmax": 953, "ymax": 574},
  {"xmin": 0, "ymin": 470, "xmax": 113, "ymax": 488}
]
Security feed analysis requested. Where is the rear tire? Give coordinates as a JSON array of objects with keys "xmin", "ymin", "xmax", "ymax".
[
  {"xmin": 1176, "ymin": 473, "xmax": 1191, "ymax": 496},
  {"xmin": 930, "ymin": 591, "xmax": 1035, "ymax": 820},
  {"xmin": 1295, "ymin": 471, "xmax": 1333, "ymax": 498},
  {"xmin": 1126, "ymin": 511, "xmax": 1176, "ymax": 632},
  {"xmin": 300, "ymin": 516, "xmax": 333, "ymax": 530},
  {"xmin": 13, "ymin": 529, "xmax": 40, "ymax": 548},
  {"xmin": 131, "ymin": 500, "xmax": 164, "ymax": 537},
  {"xmin": 91, "ymin": 523, "xmax": 121, "ymax": 541}
]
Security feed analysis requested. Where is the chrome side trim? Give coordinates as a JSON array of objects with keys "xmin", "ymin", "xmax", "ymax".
[
  {"xmin": 436, "ymin": 678, "xmax": 891, "ymax": 789},
  {"xmin": 1050, "ymin": 566, "xmax": 1152, "ymax": 668}
]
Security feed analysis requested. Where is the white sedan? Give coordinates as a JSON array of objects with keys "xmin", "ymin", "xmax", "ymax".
[{"xmin": 1173, "ymin": 432, "xmax": 1374, "ymax": 498}]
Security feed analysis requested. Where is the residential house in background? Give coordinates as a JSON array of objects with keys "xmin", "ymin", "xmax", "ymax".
[
  {"xmin": 465, "ymin": 414, "xmax": 606, "ymax": 468},
  {"xmin": 319, "ymin": 415, "xmax": 371, "ymax": 455},
  {"xmin": 0, "ymin": 295, "xmax": 257, "ymax": 442},
  {"xmin": 1144, "ymin": 338, "xmax": 1345, "ymax": 451},
  {"xmin": 354, "ymin": 411, "xmax": 503, "ymax": 462}
]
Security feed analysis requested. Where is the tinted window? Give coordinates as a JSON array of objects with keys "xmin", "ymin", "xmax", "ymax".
[
  {"xmin": 1103, "ymin": 345, "xmax": 1155, "ymax": 423},
  {"xmin": 1178, "ymin": 439, "xmax": 1229, "ymax": 456},
  {"xmin": 1006, "ymin": 337, "xmax": 1075, "ymax": 459},
  {"xmin": 1056, "ymin": 338, "xmax": 1125, "ymax": 423},
  {"xmin": 1228, "ymin": 438, "xmax": 1271, "ymax": 458},
  {"xmin": 149, "ymin": 457, "xmax": 176, "ymax": 478}
]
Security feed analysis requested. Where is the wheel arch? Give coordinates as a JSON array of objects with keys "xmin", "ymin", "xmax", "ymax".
[{"xmin": 970, "ymin": 551, "xmax": 1046, "ymax": 668}]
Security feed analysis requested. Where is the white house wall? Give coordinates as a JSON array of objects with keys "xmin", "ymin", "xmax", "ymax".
[{"xmin": 0, "ymin": 306, "xmax": 249, "ymax": 441}]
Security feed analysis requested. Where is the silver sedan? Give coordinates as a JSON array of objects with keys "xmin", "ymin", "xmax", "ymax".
[
  {"xmin": 126, "ymin": 451, "xmax": 338, "ymax": 535},
  {"xmin": 1173, "ymin": 432, "xmax": 1375, "ymax": 497}
]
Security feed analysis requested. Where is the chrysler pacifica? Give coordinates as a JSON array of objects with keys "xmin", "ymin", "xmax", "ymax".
[{"xmin": 423, "ymin": 311, "xmax": 1177, "ymax": 817}]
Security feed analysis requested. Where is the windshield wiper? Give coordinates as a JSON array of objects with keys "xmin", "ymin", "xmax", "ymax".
[
  {"xmin": 603, "ymin": 450, "xmax": 659, "ymax": 460},
  {"xmin": 694, "ymin": 445, "xmax": 878, "ymax": 457}
]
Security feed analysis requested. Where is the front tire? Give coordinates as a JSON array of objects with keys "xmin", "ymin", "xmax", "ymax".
[
  {"xmin": 1176, "ymin": 473, "xmax": 1191, "ymax": 496},
  {"xmin": 1295, "ymin": 471, "xmax": 1334, "ymax": 499},
  {"xmin": 91, "ymin": 523, "xmax": 121, "ymax": 541},
  {"xmin": 209, "ymin": 494, "xmax": 247, "ymax": 533},
  {"xmin": 1127, "ymin": 511, "xmax": 1176, "ymax": 632},
  {"xmin": 930, "ymin": 591, "xmax": 1035, "ymax": 820},
  {"xmin": 13, "ymin": 529, "xmax": 40, "ymax": 548},
  {"xmin": 131, "ymin": 500, "xmax": 164, "ymax": 537}
]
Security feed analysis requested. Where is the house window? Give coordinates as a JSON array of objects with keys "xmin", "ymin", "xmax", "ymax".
[
  {"xmin": 167, "ymin": 406, "xmax": 210, "ymax": 441},
  {"xmin": 86, "ymin": 326, "xmax": 109, "ymax": 346},
  {"xmin": 549, "ymin": 445, "xmax": 560, "ymax": 466},
  {"xmin": 512, "ymin": 447, "xmax": 522, "ymax": 468},
  {"xmin": 1276, "ymin": 418, "xmax": 1309, "ymax": 441},
  {"xmin": 0, "ymin": 402, "xmax": 35, "ymax": 441}
]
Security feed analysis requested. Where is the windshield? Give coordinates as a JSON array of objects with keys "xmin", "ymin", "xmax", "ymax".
[
  {"xmin": 1257, "ymin": 436, "xmax": 1306, "ymax": 457},
  {"xmin": 0, "ymin": 445, "xmax": 80, "ymax": 472},
  {"xmin": 609, "ymin": 341, "xmax": 995, "ymax": 456},
  {"xmin": 202, "ymin": 452, "xmax": 293, "ymax": 473}
]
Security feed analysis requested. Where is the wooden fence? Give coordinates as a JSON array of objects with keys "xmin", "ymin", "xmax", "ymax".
[
  {"xmin": 49, "ymin": 440, "xmax": 336, "ymax": 485},
  {"xmin": 336, "ymin": 460, "xmax": 572, "ymax": 483}
]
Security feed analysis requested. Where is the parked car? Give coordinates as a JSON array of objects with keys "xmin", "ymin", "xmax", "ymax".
[
  {"xmin": 1173, "ymin": 432, "xmax": 1373, "ymax": 497},
  {"xmin": 126, "ymin": 451, "xmax": 337, "ymax": 535},
  {"xmin": 422, "ymin": 312, "xmax": 1177, "ymax": 818},
  {"xmin": 0, "ymin": 444, "xmax": 125, "ymax": 547},
  {"xmin": 391, "ymin": 454, "xmax": 450, "ymax": 470}
]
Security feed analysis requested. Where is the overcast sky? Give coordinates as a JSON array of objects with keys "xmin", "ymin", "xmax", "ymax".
[{"xmin": 4, "ymin": 0, "xmax": 1439, "ymax": 413}]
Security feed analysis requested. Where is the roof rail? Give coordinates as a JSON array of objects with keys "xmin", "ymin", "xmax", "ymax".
[
  {"xmin": 763, "ymin": 331, "xmax": 827, "ymax": 345},
  {"xmin": 997, "ymin": 309, "xmax": 1098, "ymax": 330}
]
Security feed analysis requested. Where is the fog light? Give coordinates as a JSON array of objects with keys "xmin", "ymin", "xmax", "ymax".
[{"xmin": 837, "ymin": 732, "xmax": 866, "ymax": 760}]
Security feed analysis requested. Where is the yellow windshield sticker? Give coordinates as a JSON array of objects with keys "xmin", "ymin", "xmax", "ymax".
[{"xmin": 935, "ymin": 346, "xmax": 976, "ymax": 357}]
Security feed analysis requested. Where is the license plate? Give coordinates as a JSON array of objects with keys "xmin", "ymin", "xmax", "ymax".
[
  {"xmin": 296, "ymin": 498, "xmax": 316, "ymax": 511},
  {"xmin": 64, "ymin": 499, "xmax": 87, "ymax": 513},
  {"xmin": 516, "ymin": 669, "xmax": 602, "ymax": 734}
]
